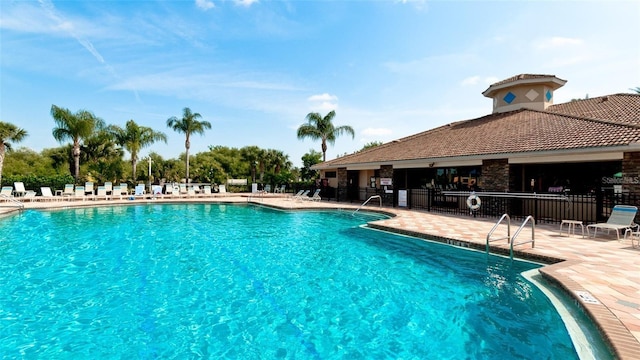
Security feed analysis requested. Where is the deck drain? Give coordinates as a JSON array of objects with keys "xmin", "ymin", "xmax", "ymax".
[{"xmin": 575, "ymin": 291, "xmax": 600, "ymax": 304}]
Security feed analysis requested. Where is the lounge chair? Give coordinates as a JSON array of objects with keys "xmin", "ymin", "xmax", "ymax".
[
  {"xmin": 39, "ymin": 187, "xmax": 60, "ymax": 201},
  {"xmin": 61, "ymin": 184, "xmax": 75, "ymax": 198},
  {"xmin": 134, "ymin": 184, "xmax": 146, "ymax": 198},
  {"xmin": 94, "ymin": 186, "xmax": 109, "ymax": 200},
  {"xmin": 84, "ymin": 181, "xmax": 94, "ymax": 195},
  {"xmin": 13, "ymin": 182, "xmax": 27, "ymax": 197},
  {"xmin": 309, "ymin": 189, "xmax": 322, "ymax": 202},
  {"xmin": 22, "ymin": 191, "xmax": 37, "ymax": 201},
  {"xmin": 288, "ymin": 189, "xmax": 304, "ymax": 201},
  {"xmin": 218, "ymin": 184, "xmax": 226, "ymax": 194},
  {"xmin": 104, "ymin": 181, "xmax": 113, "ymax": 195},
  {"xmin": 164, "ymin": 184, "xmax": 175, "ymax": 197},
  {"xmin": 263, "ymin": 184, "xmax": 271, "ymax": 193},
  {"xmin": 587, "ymin": 205, "xmax": 638, "ymax": 240},
  {"xmin": 120, "ymin": 183, "xmax": 130, "ymax": 195},
  {"xmin": 179, "ymin": 183, "xmax": 188, "ymax": 197},
  {"xmin": 274, "ymin": 185, "xmax": 286, "ymax": 194},
  {"xmin": 74, "ymin": 185, "xmax": 86, "ymax": 201},
  {"xmin": 1, "ymin": 186, "xmax": 13, "ymax": 198},
  {"xmin": 202, "ymin": 185, "xmax": 212, "ymax": 196},
  {"xmin": 112, "ymin": 185, "xmax": 125, "ymax": 200},
  {"xmin": 151, "ymin": 185, "xmax": 163, "ymax": 198},
  {"xmin": 295, "ymin": 190, "xmax": 310, "ymax": 201}
]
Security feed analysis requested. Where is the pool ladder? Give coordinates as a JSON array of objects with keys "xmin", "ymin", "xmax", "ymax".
[
  {"xmin": 352, "ymin": 195, "xmax": 381, "ymax": 215},
  {"xmin": 0, "ymin": 194, "xmax": 25, "ymax": 210},
  {"xmin": 486, "ymin": 214, "xmax": 535, "ymax": 259}
]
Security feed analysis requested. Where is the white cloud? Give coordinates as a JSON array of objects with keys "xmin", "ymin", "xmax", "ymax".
[
  {"xmin": 195, "ymin": 0, "xmax": 215, "ymax": 11},
  {"xmin": 307, "ymin": 93, "xmax": 338, "ymax": 102},
  {"xmin": 461, "ymin": 76, "xmax": 480, "ymax": 86},
  {"xmin": 234, "ymin": 0, "xmax": 259, "ymax": 7},
  {"xmin": 307, "ymin": 93, "xmax": 338, "ymax": 113},
  {"xmin": 535, "ymin": 36, "xmax": 583, "ymax": 50}
]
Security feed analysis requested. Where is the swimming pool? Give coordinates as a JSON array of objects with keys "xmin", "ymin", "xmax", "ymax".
[{"xmin": 0, "ymin": 204, "xmax": 609, "ymax": 358}]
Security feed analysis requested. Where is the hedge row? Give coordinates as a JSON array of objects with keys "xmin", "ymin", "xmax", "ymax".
[{"xmin": 2, "ymin": 174, "xmax": 76, "ymax": 193}]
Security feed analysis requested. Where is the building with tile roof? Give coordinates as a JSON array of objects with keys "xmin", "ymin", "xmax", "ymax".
[{"xmin": 312, "ymin": 74, "xmax": 640, "ymax": 214}]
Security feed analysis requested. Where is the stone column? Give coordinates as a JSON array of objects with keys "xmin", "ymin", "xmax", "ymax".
[
  {"xmin": 482, "ymin": 159, "xmax": 509, "ymax": 192},
  {"xmin": 622, "ymin": 152, "xmax": 640, "ymax": 193}
]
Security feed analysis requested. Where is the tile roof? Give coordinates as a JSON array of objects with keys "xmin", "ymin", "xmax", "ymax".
[
  {"xmin": 547, "ymin": 94, "xmax": 640, "ymax": 125},
  {"xmin": 320, "ymin": 94, "xmax": 640, "ymax": 167},
  {"xmin": 488, "ymin": 73, "xmax": 559, "ymax": 87}
]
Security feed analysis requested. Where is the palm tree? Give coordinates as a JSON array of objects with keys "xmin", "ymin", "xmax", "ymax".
[
  {"xmin": 297, "ymin": 110, "xmax": 355, "ymax": 162},
  {"xmin": 166, "ymin": 107, "xmax": 211, "ymax": 183},
  {"xmin": 51, "ymin": 105, "xmax": 105, "ymax": 182},
  {"xmin": 240, "ymin": 145, "xmax": 262, "ymax": 183},
  {"xmin": 631, "ymin": 87, "xmax": 640, "ymax": 94},
  {"xmin": 0, "ymin": 121, "xmax": 28, "ymax": 186},
  {"xmin": 266, "ymin": 149, "xmax": 292, "ymax": 174},
  {"xmin": 109, "ymin": 120, "xmax": 167, "ymax": 180}
]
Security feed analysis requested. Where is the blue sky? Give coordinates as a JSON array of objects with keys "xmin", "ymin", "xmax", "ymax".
[{"xmin": 1, "ymin": 0, "xmax": 639, "ymax": 167}]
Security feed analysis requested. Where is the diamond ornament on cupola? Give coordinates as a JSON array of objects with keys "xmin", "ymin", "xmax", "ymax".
[{"xmin": 482, "ymin": 74, "xmax": 567, "ymax": 113}]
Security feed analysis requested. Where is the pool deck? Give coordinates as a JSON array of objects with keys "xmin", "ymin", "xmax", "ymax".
[{"xmin": 2, "ymin": 194, "xmax": 639, "ymax": 359}]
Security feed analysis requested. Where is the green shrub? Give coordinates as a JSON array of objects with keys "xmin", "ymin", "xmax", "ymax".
[{"xmin": 2, "ymin": 174, "xmax": 75, "ymax": 193}]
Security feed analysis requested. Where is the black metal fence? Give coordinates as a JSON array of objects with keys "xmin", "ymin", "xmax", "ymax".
[{"xmin": 319, "ymin": 186, "xmax": 640, "ymax": 225}]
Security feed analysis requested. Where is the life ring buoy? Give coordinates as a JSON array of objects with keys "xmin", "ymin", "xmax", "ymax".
[{"xmin": 466, "ymin": 194, "xmax": 481, "ymax": 211}]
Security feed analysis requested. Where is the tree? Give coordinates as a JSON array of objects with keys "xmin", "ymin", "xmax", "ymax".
[
  {"xmin": 631, "ymin": 87, "xmax": 640, "ymax": 94},
  {"xmin": 297, "ymin": 110, "xmax": 355, "ymax": 162},
  {"xmin": 300, "ymin": 149, "xmax": 322, "ymax": 181},
  {"xmin": 0, "ymin": 121, "xmax": 28, "ymax": 186},
  {"xmin": 109, "ymin": 120, "xmax": 167, "ymax": 181},
  {"xmin": 166, "ymin": 107, "xmax": 211, "ymax": 183},
  {"xmin": 360, "ymin": 141, "xmax": 383, "ymax": 152},
  {"xmin": 240, "ymin": 145, "xmax": 262, "ymax": 183},
  {"xmin": 51, "ymin": 105, "xmax": 105, "ymax": 182}
]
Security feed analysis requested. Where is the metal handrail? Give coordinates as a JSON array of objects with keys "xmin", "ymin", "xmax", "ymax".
[
  {"xmin": 0, "ymin": 194, "xmax": 25, "ymax": 209},
  {"xmin": 486, "ymin": 213, "xmax": 510, "ymax": 253},
  {"xmin": 353, "ymin": 195, "xmax": 382, "ymax": 215},
  {"xmin": 510, "ymin": 215, "xmax": 536, "ymax": 260}
]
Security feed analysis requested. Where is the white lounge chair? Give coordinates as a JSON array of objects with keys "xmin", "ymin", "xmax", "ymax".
[
  {"xmin": 134, "ymin": 184, "xmax": 146, "ymax": 197},
  {"xmin": 218, "ymin": 184, "xmax": 226, "ymax": 194},
  {"xmin": 309, "ymin": 189, "xmax": 322, "ymax": 202},
  {"xmin": 13, "ymin": 182, "xmax": 27, "ymax": 197},
  {"xmin": 587, "ymin": 205, "xmax": 638, "ymax": 240},
  {"xmin": 94, "ymin": 186, "xmax": 109, "ymax": 200},
  {"xmin": 84, "ymin": 181, "xmax": 94, "ymax": 195},
  {"xmin": 74, "ymin": 185, "xmax": 86, "ymax": 201},
  {"xmin": 38, "ymin": 187, "xmax": 59, "ymax": 201},
  {"xmin": 274, "ymin": 185, "xmax": 286, "ymax": 194},
  {"xmin": 288, "ymin": 189, "xmax": 304, "ymax": 201},
  {"xmin": 151, "ymin": 185, "xmax": 163, "ymax": 198},
  {"xmin": 295, "ymin": 190, "xmax": 310, "ymax": 201},
  {"xmin": 104, "ymin": 181, "xmax": 113, "ymax": 195},
  {"xmin": 1, "ymin": 186, "xmax": 13, "ymax": 198},
  {"xmin": 22, "ymin": 190, "xmax": 37, "ymax": 201},
  {"xmin": 202, "ymin": 185, "xmax": 212, "ymax": 196},
  {"xmin": 61, "ymin": 184, "xmax": 75, "ymax": 198},
  {"xmin": 164, "ymin": 184, "xmax": 175, "ymax": 197},
  {"xmin": 179, "ymin": 183, "xmax": 188, "ymax": 197},
  {"xmin": 110, "ymin": 185, "xmax": 121, "ymax": 200}
]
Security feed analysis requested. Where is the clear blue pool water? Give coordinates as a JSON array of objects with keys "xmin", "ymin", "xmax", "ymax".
[{"xmin": 0, "ymin": 204, "xmax": 591, "ymax": 358}]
